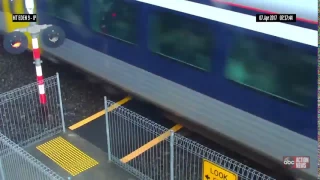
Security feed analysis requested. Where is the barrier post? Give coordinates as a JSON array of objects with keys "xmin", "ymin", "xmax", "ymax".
[
  {"xmin": 31, "ymin": 33, "xmax": 47, "ymax": 104},
  {"xmin": 104, "ymin": 96, "xmax": 112, "ymax": 161},
  {"xmin": 27, "ymin": 0, "xmax": 46, "ymax": 104},
  {"xmin": 56, "ymin": 73, "xmax": 66, "ymax": 133},
  {"xmin": 169, "ymin": 130, "xmax": 174, "ymax": 180}
]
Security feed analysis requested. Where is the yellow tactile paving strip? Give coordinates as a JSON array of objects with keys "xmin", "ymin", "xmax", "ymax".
[{"xmin": 36, "ymin": 136, "xmax": 99, "ymax": 176}]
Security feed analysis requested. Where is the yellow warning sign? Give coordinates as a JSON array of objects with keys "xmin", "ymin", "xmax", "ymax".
[{"xmin": 202, "ymin": 159, "xmax": 238, "ymax": 180}]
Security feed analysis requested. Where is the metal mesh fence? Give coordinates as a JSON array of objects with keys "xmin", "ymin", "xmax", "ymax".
[
  {"xmin": 105, "ymin": 98, "xmax": 276, "ymax": 180},
  {"xmin": 0, "ymin": 74, "xmax": 65, "ymax": 147},
  {"xmin": 0, "ymin": 132, "xmax": 64, "ymax": 180},
  {"xmin": 173, "ymin": 135, "xmax": 275, "ymax": 180},
  {"xmin": 106, "ymin": 99, "xmax": 171, "ymax": 180},
  {"xmin": 0, "ymin": 74, "xmax": 65, "ymax": 180}
]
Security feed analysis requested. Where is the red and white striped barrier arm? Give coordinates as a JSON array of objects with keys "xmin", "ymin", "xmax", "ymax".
[{"xmin": 31, "ymin": 37, "xmax": 46, "ymax": 104}]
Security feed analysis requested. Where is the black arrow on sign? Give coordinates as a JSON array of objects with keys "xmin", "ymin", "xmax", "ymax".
[{"xmin": 205, "ymin": 174, "xmax": 210, "ymax": 180}]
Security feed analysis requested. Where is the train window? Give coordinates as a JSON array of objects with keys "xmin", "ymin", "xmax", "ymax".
[
  {"xmin": 47, "ymin": 0, "xmax": 83, "ymax": 24},
  {"xmin": 149, "ymin": 11, "xmax": 212, "ymax": 71},
  {"xmin": 90, "ymin": 0, "xmax": 137, "ymax": 43},
  {"xmin": 225, "ymin": 35, "xmax": 317, "ymax": 106}
]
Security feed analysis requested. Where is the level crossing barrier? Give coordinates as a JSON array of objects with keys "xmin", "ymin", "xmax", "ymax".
[{"xmin": 104, "ymin": 98, "xmax": 276, "ymax": 180}]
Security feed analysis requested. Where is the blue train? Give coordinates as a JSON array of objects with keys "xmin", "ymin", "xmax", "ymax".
[{"xmin": 0, "ymin": 0, "xmax": 318, "ymax": 179}]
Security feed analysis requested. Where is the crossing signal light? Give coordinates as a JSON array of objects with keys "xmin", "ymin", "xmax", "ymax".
[
  {"xmin": 3, "ymin": 31, "xmax": 28, "ymax": 54},
  {"xmin": 40, "ymin": 25, "xmax": 66, "ymax": 48},
  {"xmin": 11, "ymin": 41, "xmax": 22, "ymax": 48}
]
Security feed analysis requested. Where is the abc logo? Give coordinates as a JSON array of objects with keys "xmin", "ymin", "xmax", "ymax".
[{"xmin": 283, "ymin": 157, "xmax": 295, "ymax": 166}]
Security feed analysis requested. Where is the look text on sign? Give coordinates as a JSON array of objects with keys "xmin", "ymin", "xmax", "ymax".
[{"xmin": 202, "ymin": 159, "xmax": 238, "ymax": 180}]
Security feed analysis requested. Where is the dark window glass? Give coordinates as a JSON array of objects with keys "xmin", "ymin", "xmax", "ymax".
[
  {"xmin": 225, "ymin": 35, "xmax": 317, "ymax": 106},
  {"xmin": 47, "ymin": 0, "xmax": 83, "ymax": 24},
  {"xmin": 149, "ymin": 11, "xmax": 212, "ymax": 71},
  {"xmin": 90, "ymin": 0, "xmax": 137, "ymax": 43}
]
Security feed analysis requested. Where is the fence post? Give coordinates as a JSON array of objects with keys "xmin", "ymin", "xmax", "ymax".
[
  {"xmin": 56, "ymin": 73, "xmax": 66, "ymax": 133},
  {"xmin": 0, "ymin": 158, "xmax": 5, "ymax": 180},
  {"xmin": 169, "ymin": 130, "xmax": 174, "ymax": 180},
  {"xmin": 104, "ymin": 96, "xmax": 112, "ymax": 162}
]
